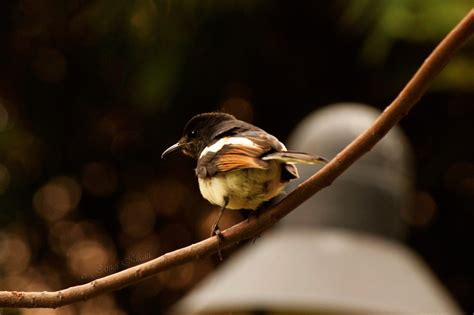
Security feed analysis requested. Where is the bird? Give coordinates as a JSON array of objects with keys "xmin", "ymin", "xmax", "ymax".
[{"xmin": 161, "ymin": 112, "xmax": 327, "ymax": 248}]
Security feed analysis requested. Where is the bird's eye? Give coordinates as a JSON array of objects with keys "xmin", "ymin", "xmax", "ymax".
[{"xmin": 189, "ymin": 130, "xmax": 197, "ymax": 138}]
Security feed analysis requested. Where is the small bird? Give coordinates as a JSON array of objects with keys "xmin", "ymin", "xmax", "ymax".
[{"xmin": 162, "ymin": 112, "xmax": 327, "ymax": 241}]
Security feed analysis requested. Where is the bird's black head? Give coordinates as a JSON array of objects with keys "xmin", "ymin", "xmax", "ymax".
[{"xmin": 162, "ymin": 112, "xmax": 237, "ymax": 159}]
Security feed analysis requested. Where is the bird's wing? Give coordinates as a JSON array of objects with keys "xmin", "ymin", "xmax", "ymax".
[
  {"xmin": 262, "ymin": 151, "xmax": 328, "ymax": 164},
  {"xmin": 196, "ymin": 133, "xmax": 281, "ymax": 178},
  {"xmin": 195, "ymin": 131, "xmax": 326, "ymax": 179}
]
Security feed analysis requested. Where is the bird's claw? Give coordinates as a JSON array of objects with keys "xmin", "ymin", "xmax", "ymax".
[{"xmin": 210, "ymin": 224, "xmax": 224, "ymax": 261}]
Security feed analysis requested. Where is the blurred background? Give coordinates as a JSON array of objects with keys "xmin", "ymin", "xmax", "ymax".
[{"xmin": 0, "ymin": 1, "xmax": 473, "ymax": 314}]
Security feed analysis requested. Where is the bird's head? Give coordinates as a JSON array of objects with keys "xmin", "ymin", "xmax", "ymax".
[{"xmin": 161, "ymin": 112, "xmax": 237, "ymax": 159}]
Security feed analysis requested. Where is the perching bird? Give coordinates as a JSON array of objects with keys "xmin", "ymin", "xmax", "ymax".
[{"xmin": 161, "ymin": 112, "xmax": 327, "ymax": 240}]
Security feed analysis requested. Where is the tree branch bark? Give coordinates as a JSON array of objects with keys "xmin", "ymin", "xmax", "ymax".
[{"xmin": 1, "ymin": 8, "xmax": 473, "ymax": 309}]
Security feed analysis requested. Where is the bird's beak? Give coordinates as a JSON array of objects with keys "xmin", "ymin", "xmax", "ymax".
[{"xmin": 161, "ymin": 141, "xmax": 187, "ymax": 159}]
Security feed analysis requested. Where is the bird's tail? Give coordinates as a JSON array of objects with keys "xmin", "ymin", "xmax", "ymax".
[{"xmin": 262, "ymin": 151, "xmax": 328, "ymax": 165}]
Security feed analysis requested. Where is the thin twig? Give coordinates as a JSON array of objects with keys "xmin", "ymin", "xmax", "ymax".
[{"xmin": 1, "ymin": 8, "xmax": 473, "ymax": 309}]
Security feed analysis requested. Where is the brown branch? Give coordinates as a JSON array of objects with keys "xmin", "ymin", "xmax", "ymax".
[{"xmin": 1, "ymin": 8, "xmax": 473, "ymax": 309}]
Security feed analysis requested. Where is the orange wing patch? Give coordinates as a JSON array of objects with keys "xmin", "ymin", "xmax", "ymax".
[
  {"xmin": 215, "ymin": 154, "xmax": 268, "ymax": 172},
  {"xmin": 197, "ymin": 139, "xmax": 275, "ymax": 177},
  {"xmin": 214, "ymin": 144, "xmax": 269, "ymax": 172}
]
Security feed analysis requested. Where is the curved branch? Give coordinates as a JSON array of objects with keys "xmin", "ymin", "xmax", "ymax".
[{"xmin": 1, "ymin": 8, "xmax": 473, "ymax": 309}]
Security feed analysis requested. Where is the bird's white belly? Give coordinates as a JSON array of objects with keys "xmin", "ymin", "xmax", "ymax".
[{"xmin": 198, "ymin": 162, "xmax": 286, "ymax": 210}]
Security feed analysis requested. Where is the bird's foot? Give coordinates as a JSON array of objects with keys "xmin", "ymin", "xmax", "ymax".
[{"xmin": 210, "ymin": 224, "xmax": 224, "ymax": 261}]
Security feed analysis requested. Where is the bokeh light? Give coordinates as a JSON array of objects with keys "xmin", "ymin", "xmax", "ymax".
[
  {"xmin": 49, "ymin": 220, "xmax": 84, "ymax": 255},
  {"xmin": 147, "ymin": 179, "xmax": 189, "ymax": 217},
  {"xmin": 67, "ymin": 239, "xmax": 116, "ymax": 279},
  {"xmin": 402, "ymin": 191, "xmax": 438, "ymax": 227},
  {"xmin": 122, "ymin": 233, "xmax": 160, "ymax": 269},
  {"xmin": 4, "ymin": 268, "xmax": 51, "ymax": 291},
  {"xmin": 119, "ymin": 192, "xmax": 156, "ymax": 239},
  {"xmin": 34, "ymin": 176, "xmax": 82, "ymax": 222},
  {"xmin": 0, "ymin": 231, "xmax": 31, "ymax": 275}
]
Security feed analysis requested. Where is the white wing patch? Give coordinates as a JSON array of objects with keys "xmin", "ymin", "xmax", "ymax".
[
  {"xmin": 199, "ymin": 137, "xmax": 260, "ymax": 158},
  {"xmin": 279, "ymin": 141, "xmax": 288, "ymax": 151}
]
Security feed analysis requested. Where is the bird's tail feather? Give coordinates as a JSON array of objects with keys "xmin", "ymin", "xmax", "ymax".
[{"xmin": 262, "ymin": 151, "xmax": 328, "ymax": 165}]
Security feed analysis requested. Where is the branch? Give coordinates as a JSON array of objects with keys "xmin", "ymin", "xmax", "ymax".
[{"xmin": 1, "ymin": 8, "xmax": 473, "ymax": 309}]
